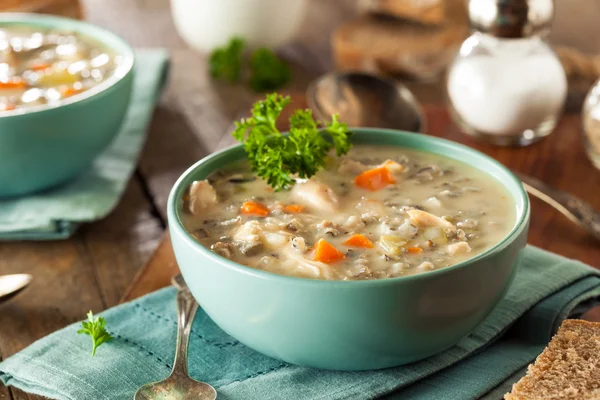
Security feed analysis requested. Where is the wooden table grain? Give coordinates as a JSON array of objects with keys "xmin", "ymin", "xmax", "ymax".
[{"xmin": 1, "ymin": 1, "xmax": 600, "ymax": 399}]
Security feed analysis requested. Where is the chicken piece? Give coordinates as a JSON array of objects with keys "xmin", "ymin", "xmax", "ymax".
[
  {"xmin": 233, "ymin": 221, "xmax": 263, "ymax": 245},
  {"xmin": 188, "ymin": 180, "xmax": 218, "ymax": 215},
  {"xmin": 281, "ymin": 245, "xmax": 334, "ymax": 279},
  {"xmin": 291, "ymin": 179, "xmax": 339, "ymax": 214},
  {"xmin": 381, "ymin": 159, "xmax": 405, "ymax": 174},
  {"xmin": 447, "ymin": 241, "xmax": 471, "ymax": 256},
  {"xmin": 407, "ymin": 209, "xmax": 454, "ymax": 230},
  {"xmin": 338, "ymin": 158, "xmax": 368, "ymax": 175},
  {"xmin": 234, "ymin": 221, "xmax": 291, "ymax": 252},
  {"xmin": 263, "ymin": 232, "xmax": 291, "ymax": 248},
  {"xmin": 417, "ymin": 261, "xmax": 435, "ymax": 271}
]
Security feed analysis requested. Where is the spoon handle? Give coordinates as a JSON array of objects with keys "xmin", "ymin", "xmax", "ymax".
[
  {"xmin": 171, "ymin": 289, "xmax": 199, "ymax": 377},
  {"xmin": 517, "ymin": 173, "xmax": 600, "ymax": 240}
]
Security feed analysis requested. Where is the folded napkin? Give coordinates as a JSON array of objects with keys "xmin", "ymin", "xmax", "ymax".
[
  {"xmin": 0, "ymin": 49, "xmax": 169, "ymax": 241},
  {"xmin": 1, "ymin": 246, "xmax": 599, "ymax": 400}
]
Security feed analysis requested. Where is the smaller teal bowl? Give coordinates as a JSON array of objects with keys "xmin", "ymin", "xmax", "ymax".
[
  {"xmin": 168, "ymin": 129, "xmax": 530, "ymax": 371},
  {"xmin": 0, "ymin": 13, "xmax": 135, "ymax": 198}
]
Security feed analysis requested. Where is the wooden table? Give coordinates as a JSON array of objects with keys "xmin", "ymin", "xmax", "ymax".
[{"xmin": 1, "ymin": 1, "xmax": 600, "ymax": 399}]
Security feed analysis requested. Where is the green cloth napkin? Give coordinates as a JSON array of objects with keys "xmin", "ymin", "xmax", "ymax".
[
  {"xmin": 0, "ymin": 49, "xmax": 169, "ymax": 241},
  {"xmin": 1, "ymin": 246, "xmax": 599, "ymax": 400}
]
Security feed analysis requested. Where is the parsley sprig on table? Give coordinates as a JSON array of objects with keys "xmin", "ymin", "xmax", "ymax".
[
  {"xmin": 209, "ymin": 37, "xmax": 246, "ymax": 82},
  {"xmin": 77, "ymin": 311, "xmax": 113, "ymax": 356},
  {"xmin": 249, "ymin": 48, "xmax": 291, "ymax": 92},
  {"xmin": 209, "ymin": 37, "xmax": 291, "ymax": 92},
  {"xmin": 233, "ymin": 93, "xmax": 352, "ymax": 191}
]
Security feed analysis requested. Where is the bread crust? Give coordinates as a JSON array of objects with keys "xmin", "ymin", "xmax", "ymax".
[{"xmin": 505, "ymin": 319, "xmax": 600, "ymax": 400}]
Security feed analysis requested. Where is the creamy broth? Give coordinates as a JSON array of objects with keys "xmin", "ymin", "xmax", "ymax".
[
  {"xmin": 0, "ymin": 26, "xmax": 122, "ymax": 112},
  {"xmin": 181, "ymin": 145, "xmax": 515, "ymax": 280}
]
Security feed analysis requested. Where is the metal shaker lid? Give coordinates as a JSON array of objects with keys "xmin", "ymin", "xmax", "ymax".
[{"xmin": 468, "ymin": 0, "xmax": 555, "ymax": 38}]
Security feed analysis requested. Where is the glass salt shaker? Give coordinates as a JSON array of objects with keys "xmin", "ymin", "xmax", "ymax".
[
  {"xmin": 447, "ymin": 0, "xmax": 567, "ymax": 146},
  {"xmin": 582, "ymin": 79, "xmax": 600, "ymax": 169}
]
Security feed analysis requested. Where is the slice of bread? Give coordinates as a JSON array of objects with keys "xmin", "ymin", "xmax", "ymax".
[
  {"xmin": 332, "ymin": 14, "xmax": 467, "ymax": 80},
  {"xmin": 358, "ymin": 0, "xmax": 445, "ymax": 25},
  {"xmin": 505, "ymin": 319, "xmax": 600, "ymax": 400}
]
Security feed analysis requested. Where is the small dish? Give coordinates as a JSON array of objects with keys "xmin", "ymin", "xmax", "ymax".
[
  {"xmin": 167, "ymin": 128, "xmax": 530, "ymax": 371},
  {"xmin": 0, "ymin": 13, "xmax": 135, "ymax": 197}
]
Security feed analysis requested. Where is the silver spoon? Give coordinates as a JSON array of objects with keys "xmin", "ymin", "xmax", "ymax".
[
  {"xmin": 0, "ymin": 274, "xmax": 32, "ymax": 304},
  {"xmin": 307, "ymin": 72, "xmax": 600, "ymax": 241},
  {"xmin": 134, "ymin": 275, "xmax": 216, "ymax": 400},
  {"xmin": 518, "ymin": 173, "xmax": 600, "ymax": 240},
  {"xmin": 307, "ymin": 72, "xmax": 426, "ymax": 133}
]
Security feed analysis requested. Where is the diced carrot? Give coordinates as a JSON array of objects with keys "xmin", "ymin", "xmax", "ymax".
[
  {"xmin": 0, "ymin": 103, "xmax": 16, "ymax": 111},
  {"xmin": 0, "ymin": 79, "xmax": 26, "ymax": 89},
  {"xmin": 283, "ymin": 204, "xmax": 304, "ymax": 213},
  {"xmin": 354, "ymin": 166, "xmax": 395, "ymax": 191},
  {"xmin": 30, "ymin": 62, "xmax": 51, "ymax": 71},
  {"xmin": 240, "ymin": 201, "xmax": 269, "ymax": 217},
  {"xmin": 60, "ymin": 86, "xmax": 84, "ymax": 98},
  {"xmin": 406, "ymin": 247, "xmax": 423, "ymax": 254},
  {"xmin": 343, "ymin": 234, "xmax": 374, "ymax": 248},
  {"xmin": 313, "ymin": 239, "xmax": 345, "ymax": 264}
]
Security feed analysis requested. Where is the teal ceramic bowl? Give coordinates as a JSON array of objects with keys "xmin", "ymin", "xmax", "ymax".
[
  {"xmin": 0, "ymin": 13, "xmax": 134, "ymax": 197},
  {"xmin": 168, "ymin": 129, "xmax": 530, "ymax": 371}
]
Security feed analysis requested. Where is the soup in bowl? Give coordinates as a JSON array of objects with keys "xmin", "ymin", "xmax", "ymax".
[
  {"xmin": 168, "ymin": 128, "xmax": 529, "ymax": 370},
  {"xmin": 181, "ymin": 145, "xmax": 515, "ymax": 280},
  {"xmin": 0, "ymin": 14, "xmax": 134, "ymax": 197}
]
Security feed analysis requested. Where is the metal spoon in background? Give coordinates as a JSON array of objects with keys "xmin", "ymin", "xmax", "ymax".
[
  {"xmin": 0, "ymin": 274, "xmax": 32, "ymax": 304},
  {"xmin": 518, "ymin": 174, "xmax": 600, "ymax": 241},
  {"xmin": 307, "ymin": 72, "xmax": 600, "ymax": 241},
  {"xmin": 307, "ymin": 72, "xmax": 426, "ymax": 133},
  {"xmin": 134, "ymin": 275, "xmax": 216, "ymax": 400}
]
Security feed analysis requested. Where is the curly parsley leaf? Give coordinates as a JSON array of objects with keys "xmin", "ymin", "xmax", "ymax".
[
  {"xmin": 209, "ymin": 37, "xmax": 246, "ymax": 82},
  {"xmin": 77, "ymin": 311, "xmax": 113, "ymax": 356},
  {"xmin": 249, "ymin": 48, "xmax": 291, "ymax": 92},
  {"xmin": 324, "ymin": 114, "xmax": 353, "ymax": 156},
  {"xmin": 233, "ymin": 93, "xmax": 352, "ymax": 191}
]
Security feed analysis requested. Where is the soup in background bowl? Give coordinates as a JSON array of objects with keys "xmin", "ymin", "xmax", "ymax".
[
  {"xmin": 0, "ymin": 25, "xmax": 123, "ymax": 112},
  {"xmin": 0, "ymin": 13, "xmax": 134, "ymax": 197},
  {"xmin": 168, "ymin": 128, "xmax": 530, "ymax": 370}
]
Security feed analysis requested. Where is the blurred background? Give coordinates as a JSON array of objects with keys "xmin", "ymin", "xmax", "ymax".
[{"xmin": 7, "ymin": 0, "xmax": 599, "ymax": 104}]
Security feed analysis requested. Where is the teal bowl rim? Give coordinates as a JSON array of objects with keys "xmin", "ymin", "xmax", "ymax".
[
  {"xmin": 167, "ymin": 128, "xmax": 530, "ymax": 287},
  {"xmin": 0, "ymin": 12, "xmax": 135, "ymax": 119}
]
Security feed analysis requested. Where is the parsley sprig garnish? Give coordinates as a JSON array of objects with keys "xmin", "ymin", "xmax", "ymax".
[
  {"xmin": 233, "ymin": 93, "xmax": 352, "ymax": 191},
  {"xmin": 77, "ymin": 311, "xmax": 113, "ymax": 356}
]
